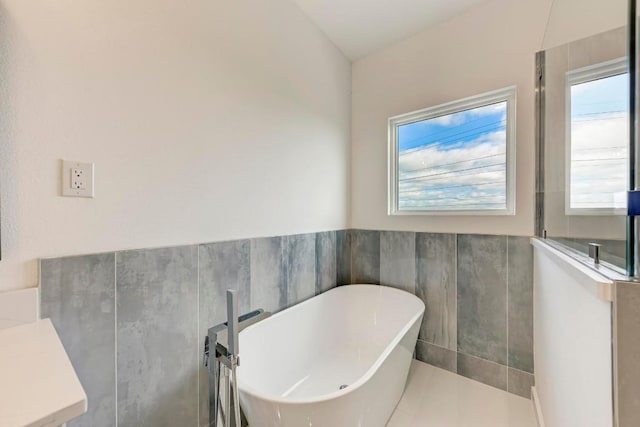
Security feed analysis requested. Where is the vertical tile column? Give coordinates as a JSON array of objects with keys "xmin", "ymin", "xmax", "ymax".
[
  {"xmin": 315, "ymin": 231, "xmax": 337, "ymax": 294},
  {"xmin": 250, "ymin": 236, "xmax": 286, "ymax": 314},
  {"xmin": 40, "ymin": 254, "xmax": 117, "ymax": 427},
  {"xmin": 351, "ymin": 230, "xmax": 380, "ymax": 283},
  {"xmin": 415, "ymin": 233, "xmax": 457, "ymax": 373},
  {"xmin": 457, "ymin": 234, "xmax": 509, "ymax": 391},
  {"xmin": 198, "ymin": 239, "xmax": 251, "ymax": 426},
  {"xmin": 283, "ymin": 233, "xmax": 316, "ymax": 306},
  {"xmin": 336, "ymin": 230, "xmax": 352, "ymax": 285},
  {"xmin": 507, "ymin": 236, "xmax": 535, "ymax": 398},
  {"xmin": 380, "ymin": 231, "xmax": 416, "ymax": 294},
  {"xmin": 116, "ymin": 246, "xmax": 199, "ymax": 427}
]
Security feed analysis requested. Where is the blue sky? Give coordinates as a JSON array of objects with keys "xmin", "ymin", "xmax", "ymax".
[
  {"xmin": 397, "ymin": 72, "xmax": 629, "ymax": 212},
  {"xmin": 571, "ymin": 73, "xmax": 627, "ymax": 118},
  {"xmin": 397, "ymin": 102, "xmax": 508, "ymax": 211},
  {"xmin": 399, "ymin": 103, "xmax": 506, "ymax": 152}
]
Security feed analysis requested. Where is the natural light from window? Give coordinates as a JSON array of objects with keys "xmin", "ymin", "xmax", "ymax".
[
  {"xmin": 396, "ymin": 101, "xmax": 509, "ymax": 212},
  {"xmin": 569, "ymin": 70, "xmax": 629, "ymax": 213}
]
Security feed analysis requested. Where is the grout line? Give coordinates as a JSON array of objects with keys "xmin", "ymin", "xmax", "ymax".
[
  {"xmin": 114, "ymin": 253, "xmax": 118, "ymax": 426},
  {"xmin": 37, "ymin": 261, "xmax": 42, "ymax": 320},
  {"xmin": 196, "ymin": 245, "xmax": 200, "ymax": 427},
  {"xmin": 508, "ymin": 366, "xmax": 534, "ymax": 376},
  {"xmin": 506, "ymin": 235, "xmax": 510, "ymax": 390},
  {"xmin": 454, "ymin": 232, "xmax": 458, "ymax": 354},
  {"xmin": 458, "ymin": 351, "xmax": 509, "ymax": 369},
  {"xmin": 417, "ymin": 339, "xmax": 455, "ymax": 352}
]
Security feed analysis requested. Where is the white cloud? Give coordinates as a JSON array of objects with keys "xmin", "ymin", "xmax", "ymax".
[
  {"xmin": 428, "ymin": 113, "xmax": 466, "ymax": 126},
  {"xmin": 569, "ymin": 113, "xmax": 629, "ymax": 209},
  {"xmin": 398, "ymin": 130, "xmax": 507, "ymax": 209}
]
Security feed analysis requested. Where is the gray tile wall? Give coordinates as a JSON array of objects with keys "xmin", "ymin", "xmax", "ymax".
[
  {"xmin": 614, "ymin": 281, "xmax": 640, "ymax": 427},
  {"xmin": 457, "ymin": 234, "xmax": 508, "ymax": 365},
  {"xmin": 351, "ymin": 229, "xmax": 380, "ymax": 283},
  {"xmin": 40, "ymin": 254, "xmax": 116, "ymax": 427},
  {"xmin": 284, "ymin": 233, "xmax": 316, "ymax": 306},
  {"xmin": 350, "ymin": 229, "xmax": 534, "ymax": 399},
  {"xmin": 40, "ymin": 229, "xmax": 535, "ymax": 427},
  {"xmin": 380, "ymin": 231, "xmax": 416, "ymax": 294},
  {"xmin": 40, "ymin": 231, "xmax": 347, "ymax": 427},
  {"xmin": 116, "ymin": 247, "xmax": 199, "ymax": 427}
]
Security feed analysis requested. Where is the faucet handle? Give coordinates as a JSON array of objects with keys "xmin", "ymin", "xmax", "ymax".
[{"xmin": 226, "ymin": 289, "xmax": 239, "ymax": 357}]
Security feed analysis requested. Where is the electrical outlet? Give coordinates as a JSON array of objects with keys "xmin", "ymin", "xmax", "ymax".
[
  {"xmin": 62, "ymin": 160, "xmax": 94, "ymax": 197},
  {"xmin": 71, "ymin": 168, "xmax": 86, "ymax": 190}
]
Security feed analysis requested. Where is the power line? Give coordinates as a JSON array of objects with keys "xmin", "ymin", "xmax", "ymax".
[
  {"xmin": 400, "ymin": 120, "xmax": 506, "ymax": 153},
  {"xmin": 401, "ymin": 167, "xmax": 507, "ymax": 185},
  {"xmin": 570, "ymin": 203, "xmax": 625, "ymax": 207},
  {"xmin": 401, "ymin": 152, "xmax": 505, "ymax": 174},
  {"xmin": 399, "ymin": 162, "xmax": 506, "ymax": 183},
  {"xmin": 573, "ymin": 110, "xmax": 627, "ymax": 117},
  {"xmin": 573, "ymin": 100, "xmax": 627, "ymax": 107},
  {"xmin": 571, "ymin": 191, "xmax": 625, "ymax": 195},
  {"xmin": 572, "ymin": 158, "xmax": 627, "ymax": 162},
  {"xmin": 574, "ymin": 145, "xmax": 626, "ymax": 151},
  {"xmin": 572, "ymin": 116, "xmax": 627, "ymax": 123},
  {"xmin": 400, "ymin": 203, "xmax": 506, "ymax": 209},
  {"xmin": 399, "ymin": 102, "xmax": 506, "ymax": 146},
  {"xmin": 400, "ymin": 194, "xmax": 506, "ymax": 203},
  {"xmin": 399, "ymin": 180, "xmax": 504, "ymax": 193}
]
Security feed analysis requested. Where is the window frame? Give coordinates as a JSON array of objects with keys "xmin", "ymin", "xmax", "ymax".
[
  {"xmin": 564, "ymin": 57, "xmax": 628, "ymax": 216},
  {"xmin": 388, "ymin": 86, "xmax": 517, "ymax": 216}
]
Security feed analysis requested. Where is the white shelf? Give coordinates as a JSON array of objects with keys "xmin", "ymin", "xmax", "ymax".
[{"xmin": 0, "ymin": 319, "xmax": 87, "ymax": 427}]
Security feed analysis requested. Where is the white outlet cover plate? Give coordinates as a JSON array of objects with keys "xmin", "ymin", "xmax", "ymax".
[{"xmin": 61, "ymin": 160, "xmax": 94, "ymax": 198}]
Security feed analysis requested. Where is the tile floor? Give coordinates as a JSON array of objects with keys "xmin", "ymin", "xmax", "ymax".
[{"xmin": 387, "ymin": 360, "xmax": 536, "ymax": 427}]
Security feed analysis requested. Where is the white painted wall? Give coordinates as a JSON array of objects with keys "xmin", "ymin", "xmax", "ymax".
[
  {"xmin": 350, "ymin": 0, "xmax": 627, "ymax": 236},
  {"xmin": 542, "ymin": 0, "xmax": 628, "ymax": 50},
  {"xmin": 351, "ymin": 0, "xmax": 552, "ymax": 236},
  {"xmin": 0, "ymin": 0, "xmax": 351, "ymax": 291},
  {"xmin": 532, "ymin": 240, "xmax": 613, "ymax": 427}
]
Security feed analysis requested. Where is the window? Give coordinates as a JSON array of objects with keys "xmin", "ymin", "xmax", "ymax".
[
  {"xmin": 566, "ymin": 58, "xmax": 629, "ymax": 215},
  {"xmin": 388, "ymin": 87, "xmax": 516, "ymax": 215}
]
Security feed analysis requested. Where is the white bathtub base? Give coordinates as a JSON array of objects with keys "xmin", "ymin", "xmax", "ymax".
[{"xmin": 237, "ymin": 285, "xmax": 425, "ymax": 427}]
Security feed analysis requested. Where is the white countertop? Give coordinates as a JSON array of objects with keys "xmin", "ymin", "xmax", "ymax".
[{"xmin": 0, "ymin": 319, "xmax": 87, "ymax": 427}]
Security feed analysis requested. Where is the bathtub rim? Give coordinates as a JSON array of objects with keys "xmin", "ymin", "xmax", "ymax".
[{"xmin": 236, "ymin": 284, "xmax": 425, "ymax": 405}]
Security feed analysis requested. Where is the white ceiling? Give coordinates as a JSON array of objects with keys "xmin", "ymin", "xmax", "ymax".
[{"xmin": 292, "ymin": 0, "xmax": 490, "ymax": 60}]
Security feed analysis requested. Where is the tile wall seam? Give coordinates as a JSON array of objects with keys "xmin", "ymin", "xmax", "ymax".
[
  {"xmin": 37, "ymin": 260, "xmax": 42, "ymax": 320},
  {"xmin": 334, "ymin": 232, "xmax": 338, "ymax": 288},
  {"xmin": 38, "ymin": 230, "xmax": 350, "ymax": 262},
  {"xmin": 379, "ymin": 231, "xmax": 383, "ymax": 287},
  {"xmin": 417, "ymin": 339, "xmax": 455, "ymax": 352},
  {"xmin": 114, "ymin": 252, "xmax": 118, "ymax": 427},
  {"xmin": 281, "ymin": 236, "xmax": 287, "ymax": 308},
  {"xmin": 350, "ymin": 230, "xmax": 354, "ymax": 284},
  {"xmin": 506, "ymin": 235, "xmax": 510, "ymax": 371},
  {"xmin": 196, "ymin": 245, "xmax": 200, "ymax": 427},
  {"xmin": 412, "ymin": 232, "xmax": 417, "ymax": 294},
  {"xmin": 454, "ymin": 232, "xmax": 458, "ymax": 352},
  {"xmin": 314, "ymin": 233, "xmax": 318, "ymax": 295},
  {"xmin": 458, "ymin": 350, "xmax": 509, "ymax": 369},
  {"xmin": 508, "ymin": 366, "xmax": 535, "ymax": 376}
]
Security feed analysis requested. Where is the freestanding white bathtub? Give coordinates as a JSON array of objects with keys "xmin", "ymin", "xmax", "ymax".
[{"xmin": 236, "ymin": 284, "xmax": 425, "ymax": 427}]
